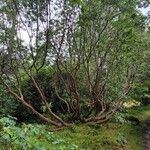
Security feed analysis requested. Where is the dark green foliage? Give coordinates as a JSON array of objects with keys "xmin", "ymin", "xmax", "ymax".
[
  {"xmin": 126, "ymin": 116, "xmax": 140, "ymax": 125},
  {"xmin": 141, "ymin": 96, "xmax": 150, "ymax": 105},
  {"xmin": 131, "ymin": 47, "xmax": 150, "ymax": 105},
  {"xmin": 0, "ymin": 85, "xmax": 18, "ymax": 117},
  {"xmin": 14, "ymin": 68, "xmax": 69, "ymax": 122},
  {"xmin": 132, "ymin": 85, "xmax": 150, "ymax": 105}
]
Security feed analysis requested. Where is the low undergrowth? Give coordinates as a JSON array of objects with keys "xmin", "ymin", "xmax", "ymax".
[
  {"xmin": 56, "ymin": 123, "xmax": 142, "ymax": 150},
  {"xmin": 0, "ymin": 117, "xmax": 77, "ymax": 150},
  {"xmin": 0, "ymin": 105, "xmax": 149, "ymax": 150}
]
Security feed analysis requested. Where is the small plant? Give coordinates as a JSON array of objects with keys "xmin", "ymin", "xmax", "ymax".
[
  {"xmin": 116, "ymin": 133, "xmax": 127, "ymax": 145},
  {"xmin": 112, "ymin": 112, "xmax": 127, "ymax": 124},
  {"xmin": 0, "ymin": 117, "xmax": 16, "ymax": 127}
]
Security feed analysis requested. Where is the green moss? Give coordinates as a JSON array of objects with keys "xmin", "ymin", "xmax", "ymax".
[{"xmin": 54, "ymin": 122, "xmax": 143, "ymax": 150}]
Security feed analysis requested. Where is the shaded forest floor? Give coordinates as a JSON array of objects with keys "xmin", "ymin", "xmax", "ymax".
[
  {"xmin": 129, "ymin": 105, "xmax": 150, "ymax": 149},
  {"xmin": 143, "ymin": 119, "xmax": 150, "ymax": 150},
  {"xmin": 0, "ymin": 105, "xmax": 150, "ymax": 150}
]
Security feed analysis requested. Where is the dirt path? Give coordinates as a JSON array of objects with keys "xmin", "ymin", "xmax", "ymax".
[{"xmin": 143, "ymin": 120, "xmax": 150, "ymax": 150}]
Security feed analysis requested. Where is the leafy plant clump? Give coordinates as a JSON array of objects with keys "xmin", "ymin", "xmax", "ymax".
[
  {"xmin": 111, "ymin": 111, "xmax": 127, "ymax": 124},
  {"xmin": 0, "ymin": 117, "xmax": 77, "ymax": 150}
]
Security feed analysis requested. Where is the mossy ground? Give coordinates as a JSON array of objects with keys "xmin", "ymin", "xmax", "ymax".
[
  {"xmin": 53, "ymin": 105, "xmax": 150, "ymax": 150},
  {"xmin": 54, "ymin": 123, "xmax": 142, "ymax": 150}
]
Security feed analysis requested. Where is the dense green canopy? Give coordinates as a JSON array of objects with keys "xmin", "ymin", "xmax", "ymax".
[{"xmin": 0, "ymin": 0, "xmax": 149, "ymax": 126}]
